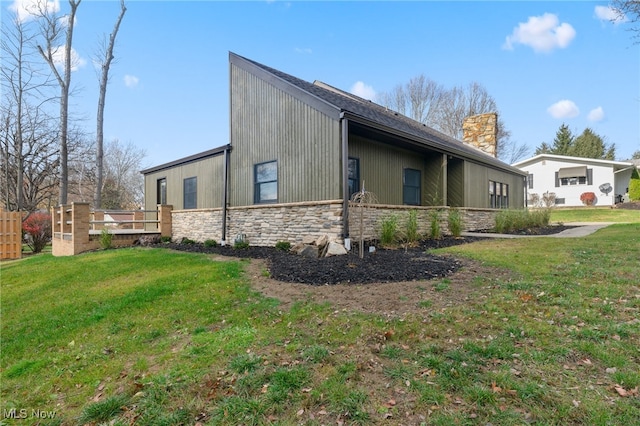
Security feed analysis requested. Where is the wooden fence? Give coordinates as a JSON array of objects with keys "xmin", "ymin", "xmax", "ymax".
[{"xmin": 0, "ymin": 208, "xmax": 22, "ymax": 260}]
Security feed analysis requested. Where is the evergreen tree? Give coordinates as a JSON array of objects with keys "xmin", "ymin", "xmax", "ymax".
[
  {"xmin": 571, "ymin": 128, "xmax": 616, "ymax": 160},
  {"xmin": 551, "ymin": 123, "xmax": 574, "ymax": 155},
  {"xmin": 629, "ymin": 167, "xmax": 640, "ymax": 201}
]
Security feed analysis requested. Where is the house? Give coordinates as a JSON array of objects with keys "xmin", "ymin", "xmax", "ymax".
[
  {"xmin": 512, "ymin": 154, "xmax": 637, "ymax": 207},
  {"xmin": 141, "ymin": 52, "xmax": 527, "ymax": 246}
]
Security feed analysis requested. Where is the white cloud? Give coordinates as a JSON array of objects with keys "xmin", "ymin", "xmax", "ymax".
[
  {"xmin": 51, "ymin": 46, "xmax": 86, "ymax": 72},
  {"xmin": 9, "ymin": 0, "xmax": 60, "ymax": 22},
  {"xmin": 595, "ymin": 5, "xmax": 628, "ymax": 24},
  {"xmin": 350, "ymin": 81, "xmax": 376, "ymax": 100},
  {"xmin": 547, "ymin": 100, "xmax": 580, "ymax": 119},
  {"xmin": 294, "ymin": 47, "xmax": 312, "ymax": 54},
  {"xmin": 124, "ymin": 74, "xmax": 139, "ymax": 88},
  {"xmin": 587, "ymin": 106, "xmax": 605, "ymax": 122},
  {"xmin": 503, "ymin": 13, "xmax": 576, "ymax": 53}
]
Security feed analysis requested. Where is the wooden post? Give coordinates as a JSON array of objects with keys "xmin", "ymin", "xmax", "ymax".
[
  {"xmin": 158, "ymin": 205, "xmax": 172, "ymax": 238},
  {"xmin": 0, "ymin": 208, "xmax": 22, "ymax": 260}
]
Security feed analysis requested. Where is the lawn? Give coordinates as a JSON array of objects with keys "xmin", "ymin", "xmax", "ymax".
[
  {"xmin": 2, "ymin": 224, "xmax": 639, "ymax": 425},
  {"xmin": 550, "ymin": 207, "xmax": 640, "ymax": 223}
]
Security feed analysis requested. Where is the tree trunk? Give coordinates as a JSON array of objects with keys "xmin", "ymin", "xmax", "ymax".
[{"xmin": 94, "ymin": 0, "xmax": 126, "ymax": 209}]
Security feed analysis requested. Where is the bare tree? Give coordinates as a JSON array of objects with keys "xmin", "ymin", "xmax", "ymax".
[
  {"xmin": 611, "ymin": 0, "xmax": 640, "ymax": 43},
  {"xmin": 36, "ymin": 0, "xmax": 81, "ymax": 205},
  {"xmin": 101, "ymin": 139, "xmax": 146, "ymax": 209},
  {"xmin": 94, "ymin": 0, "xmax": 126, "ymax": 209},
  {"xmin": 0, "ymin": 10, "xmax": 57, "ymax": 211}
]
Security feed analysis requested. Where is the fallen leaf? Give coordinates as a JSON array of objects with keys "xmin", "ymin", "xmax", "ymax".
[
  {"xmin": 572, "ymin": 400, "xmax": 580, "ymax": 407},
  {"xmin": 491, "ymin": 381, "xmax": 502, "ymax": 393},
  {"xmin": 296, "ymin": 409, "xmax": 304, "ymax": 417},
  {"xmin": 614, "ymin": 384, "xmax": 628, "ymax": 397}
]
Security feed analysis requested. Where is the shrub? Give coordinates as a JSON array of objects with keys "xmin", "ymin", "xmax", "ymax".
[
  {"xmin": 99, "ymin": 228, "xmax": 113, "ymax": 250},
  {"xmin": 447, "ymin": 208, "xmax": 463, "ymax": 237},
  {"xmin": 204, "ymin": 239, "xmax": 218, "ymax": 248},
  {"xmin": 494, "ymin": 209, "xmax": 550, "ymax": 234},
  {"xmin": 629, "ymin": 167, "xmax": 640, "ymax": 201},
  {"xmin": 379, "ymin": 214, "xmax": 399, "ymax": 246},
  {"xmin": 180, "ymin": 237, "xmax": 196, "ymax": 245},
  {"xmin": 404, "ymin": 210, "xmax": 419, "ymax": 244},
  {"xmin": 275, "ymin": 241, "xmax": 291, "ymax": 251},
  {"xmin": 160, "ymin": 235, "xmax": 172, "ymax": 243},
  {"xmin": 580, "ymin": 192, "xmax": 596, "ymax": 206},
  {"xmin": 428, "ymin": 209, "xmax": 441, "ymax": 240},
  {"xmin": 22, "ymin": 212, "xmax": 51, "ymax": 254},
  {"xmin": 234, "ymin": 240, "xmax": 249, "ymax": 249}
]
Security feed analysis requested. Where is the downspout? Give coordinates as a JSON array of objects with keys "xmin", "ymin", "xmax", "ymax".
[
  {"xmin": 221, "ymin": 144, "xmax": 230, "ymax": 245},
  {"xmin": 340, "ymin": 112, "xmax": 350, "ymax": 244}
]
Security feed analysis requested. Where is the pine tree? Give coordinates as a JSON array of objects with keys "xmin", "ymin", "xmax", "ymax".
[{"xmin": 629, "ymin": 167, "xmax": 640, "ymax": 201}]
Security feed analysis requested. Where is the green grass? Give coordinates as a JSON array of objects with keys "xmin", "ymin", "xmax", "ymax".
[
  {"xmin": 550, "ymin": 207, "xmax": 640, "ymax": 223},
  {"xmin": 2, "ymin": 224, "xmax": 639, "ymax": 425}
]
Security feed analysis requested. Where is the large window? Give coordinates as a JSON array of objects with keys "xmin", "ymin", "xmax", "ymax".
[
  {"xmin": 183, "ymin": 177, "xmax": 197, "ymax": 209},
  {"xmin": 254, "ymin": 160, "xmax": 278, "ymax": 204},
  {"xmin": 489, "ymin": 180, "xmax": 509, "ymax": 209},
  {"xmin": 348, "ymin": 157, "xmax": 360, "ymax": 199},
  {"xmin": 157, "ymin": 178, "xmax": 166, "ymax": 205},
  {"xmin": 403, "ymin": 168, "xmax": 421, "ymax": 205},
  {"xmin": 556, "ymin": 167, "xmax": 592, "ymax": 187},
  {"xmin": 527, "ymin": 174, "xmax": 534, "ymax": 189}
]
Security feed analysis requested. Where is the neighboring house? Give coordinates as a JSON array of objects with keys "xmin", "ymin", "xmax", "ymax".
[
  {"xmin": 142, "ymin": 52, "xmax": 527, "ymax": 246},
  {"xmin": 512, "ymin": 154, "xmax": 637, "ymax": 207}
]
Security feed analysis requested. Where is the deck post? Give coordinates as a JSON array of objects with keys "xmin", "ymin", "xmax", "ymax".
[{"xmin": 158, "ymin": 205, "xmax": 173, "ymax": 238}]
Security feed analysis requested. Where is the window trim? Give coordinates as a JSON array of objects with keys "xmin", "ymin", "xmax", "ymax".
[
  {"xmin": 157, "ymin": 177, "xmax": 167, "ymax": 205},
  {"xmin": 254, "ymin": 160, "xmax": 278, "ymax": 204}
]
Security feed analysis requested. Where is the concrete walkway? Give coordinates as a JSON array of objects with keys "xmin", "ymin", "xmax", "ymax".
[{"xmin": 461, "ymin": 222, "xmax": 616, "ymax": 239}]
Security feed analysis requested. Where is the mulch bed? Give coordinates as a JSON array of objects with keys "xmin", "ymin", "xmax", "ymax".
[
  {"xmin": 154, "ymin": 224, "xmax": 576, "ymax": 285},
  {"xmin": 473, "ymin": 224, "xmax": 579, "ymax": 236}
]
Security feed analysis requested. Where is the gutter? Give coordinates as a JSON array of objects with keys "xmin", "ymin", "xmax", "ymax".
[
  {"xmin": 221, "ymin": 144, "xmax": 232, "ymax": 245},
  {"xmin": 340, "ymin": 112, "xmax": 350, "ymax": 243}
]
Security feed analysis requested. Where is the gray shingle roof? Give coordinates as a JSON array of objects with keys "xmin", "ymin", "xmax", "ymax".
[{"xmin": 235, "ymin": 53, "xmax": 525, "ymax": 175}]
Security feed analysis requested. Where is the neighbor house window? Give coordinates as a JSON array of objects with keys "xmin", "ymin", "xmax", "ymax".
[
  {"xmin": 527, "ymin": 174, "xmax": 534, "ymax": 189},
  {"xmin": 556, "ymin": 167, "xmax": 591, "ymax": 187},
  {"xmin": 254, "ymin": 160, "xmax": 277, "ymax": 204},
  {"xmin": 489, "ymin": 180, "xmax": 509, "ymax": 209},
  {"xmin": 348, "ymin": 157, "xmax": 360, "ymax": 199},
  {"xmin": 183, "ymin": 177, "xmax": 197, "ymax": 209},
  {"xmin": 157, "ymin": 178, "xmax": 167, "ymax": 205},
  {"xmin": 403, "ymin": 168, "xmax": 421, "ymax": 205}
]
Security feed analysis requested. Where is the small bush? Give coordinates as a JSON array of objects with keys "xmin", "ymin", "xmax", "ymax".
[
  {"xmin": 494, "ymin": 209, "xmax": 551, "ymax": 234},
  {"xmin": 234, "ymin": 240, "xmax": 249, "ymax": 249},
  {"xmin": 447, "ymin": 208, "xmax": 463, "ymax": 237},
  {"xmin": 379, "ymin": 214, "xmax": 399, "ymax": 246},
  {"xmin": 204, "ymin": 239, "xmax": 218, "ymax": 248},
  {"xmin": 580, "ymin": 192, "xmax": 596, "ymax": 206},
  {"xmin": 275, "ymin": 241, "xmax": 291, "ymax": 251},
  {"xmin": 160, "ymin": 235, "xmax": 172, "ymax": 243},
  {"xmin": 180, "ymin": 237, "xmax": 196, "ymax": 245},
  {"xmin": 22, "ymin": 212, "xmax": 51, "ymax": 254},
  {"xmin": 405, "ymin": 210, "xmax": 419, "ymax": 244},
  {"xmin": 629, "ymin": 167, "xmax": 640, "ymax": 201},
  {"xmin": 428, "ymin": 209, "xmax": 441, "ymax": 240},
  {"xmin": 99, "ymin": 228, "xmax": 113, "ymax": 250}
]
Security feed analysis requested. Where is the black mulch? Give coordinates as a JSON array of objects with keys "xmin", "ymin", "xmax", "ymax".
[
  {"xmin": 153, "ymin": 224, "xmax": 575, "ymax": 285},
  {"xmin": 154, "ymin": 237, "xmax": 487, "ymax": 285},
  {"xmin": 473, "ymin": 224, "xmax": 579, "ymax": 236}
]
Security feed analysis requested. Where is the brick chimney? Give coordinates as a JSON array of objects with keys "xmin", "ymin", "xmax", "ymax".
[{"xmin": 462, "ymin": 112, "xmax": 498, "ymax": 157}]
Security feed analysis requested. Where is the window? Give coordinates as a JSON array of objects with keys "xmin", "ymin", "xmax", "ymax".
[
  {"xmin": 183, "ymin": 177, "xmax": 197, "ymax": 209},
  {"xmin": 489, "ymin": 180, "xmax": 509, "ymax": 209},
  {"xmin": 403, "ymin": 168, "xmax": 421, "ymax": 205},
  {"xmin": 556, "ymin": 167, "xmax": 592, "ymax": 187},
  {"xmin": 157, "ymin": 178, "xmax": 166, "ymax": 205},
  {"xmin": 348, "ymin": 157, "xmax": 360, "ymax": 199},
  {"xmin": 254, "ymin": 160, "xmax": 277, "ymax": 204},
  {"xmin": 527, "ymin": 174, "xmax": 534, "ymax": 189}
]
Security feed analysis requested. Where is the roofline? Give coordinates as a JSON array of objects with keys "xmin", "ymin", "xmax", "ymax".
[
  {"xmin": 341, "ymin": 111, "xmax": 527, "ymax": 176},
  {"xmin": 512, "ymin": 153, "xmax": 633, "ymax": 168},
  {"xmin": 140, "ymin": 144, "xmax": 231, "ymax": 175}
]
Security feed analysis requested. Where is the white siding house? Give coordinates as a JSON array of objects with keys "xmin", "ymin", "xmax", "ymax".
[{"xmin": 513, "ymin": 154, "xmax": 637, "ymax": 207}]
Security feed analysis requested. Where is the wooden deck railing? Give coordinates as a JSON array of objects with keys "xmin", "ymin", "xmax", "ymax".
[
  {"xmin": 1, "ymin": 208, "xmax": 22, "ymax": 260},
  {"xmin": 51, "ymin": 203, "xmax": 173, "ymax": 256}
]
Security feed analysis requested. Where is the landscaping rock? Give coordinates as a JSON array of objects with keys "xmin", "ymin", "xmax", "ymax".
[{"xmin": 325, "ymin": 241, "xmax": 347, "ymax": 257}]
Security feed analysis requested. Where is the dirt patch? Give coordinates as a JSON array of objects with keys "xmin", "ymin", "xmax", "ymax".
[{"xmin": 245, "ymin": 256, "xmax": 510, "ymax": 317}]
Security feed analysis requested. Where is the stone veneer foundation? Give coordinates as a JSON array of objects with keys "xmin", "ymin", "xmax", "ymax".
[{"xmin": 172, "ymin": 201, "xmax": 498, "ymax": 247}]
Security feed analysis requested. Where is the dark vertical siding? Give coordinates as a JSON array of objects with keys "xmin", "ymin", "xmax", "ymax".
[
  {"xmin": 447, "ymin": 158, "xmax": 465, "ymax": 207},
  {"xmin": 143, "ymin": 155, "xmax": 225, "ymax": 210},
  {"xmin": 465, "ymin": 161, "xmax": 525, "ymax": 208},
  {"xmin": 423, "ymin": 153, "xmax": 445, "ymax": 206},
  {"xmin": 229, "ymin": 65, "xmax": 341, "ymax": 206},
  {"xmin": 348, "ymin": 136, "xmax": 427, "ymax": 205}
]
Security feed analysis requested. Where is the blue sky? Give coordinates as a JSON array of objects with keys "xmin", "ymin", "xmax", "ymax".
[{"xmin": 3, "ymin": 0, "xmax": 639, "ymax": 168}]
